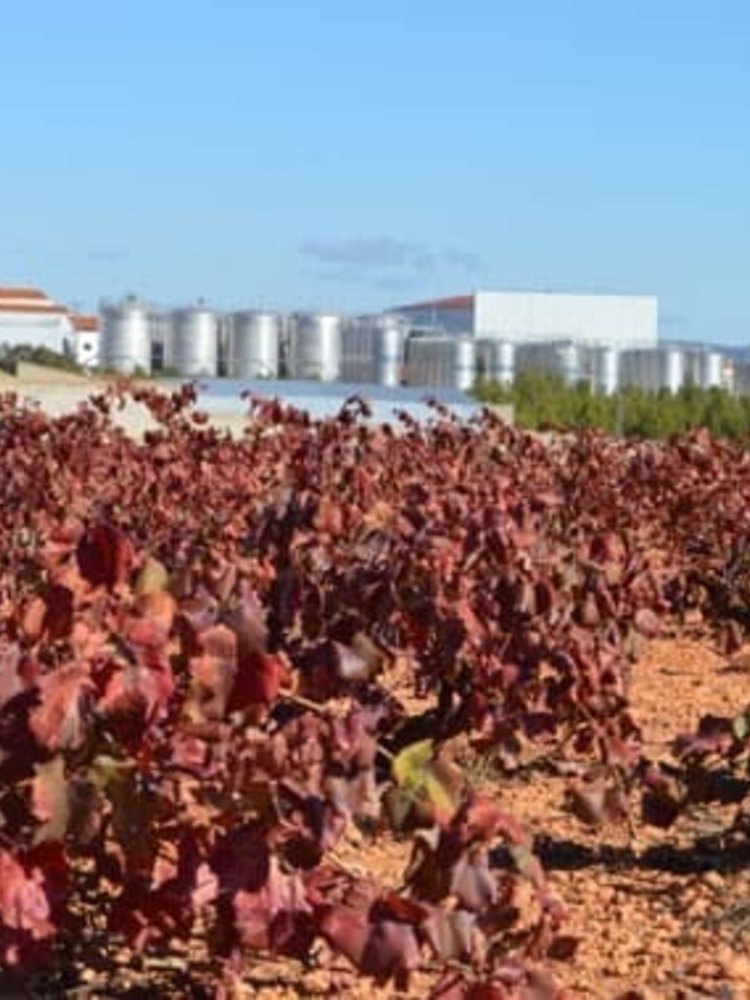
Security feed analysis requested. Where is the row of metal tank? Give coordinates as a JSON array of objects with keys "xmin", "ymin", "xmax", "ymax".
[
  {"xmin": 402, "ymin": 339, "xmax": 729, "ymax": 395},
  {"xmin": 510, "ymin": 341, "xmax": 728, "ymax": 394},
  {"xmin": 100, "ymin": 300, "xmax": 408, "ymax": 385},
  {"xmin": 101, "ymin": 300, "xmax": 278, "ymax": 379},
  {"xmin": 99, "ymin": 299, "xmax": 731, "ymax": 395},
  {"xmin": 101, "ymin": 299, "xmax": 475, "ymax": 391}
]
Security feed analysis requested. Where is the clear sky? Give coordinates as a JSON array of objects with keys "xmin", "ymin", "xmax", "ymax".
[{"xmin": 1, "ymin": 1, "xmax": 747, "ymax": 341}]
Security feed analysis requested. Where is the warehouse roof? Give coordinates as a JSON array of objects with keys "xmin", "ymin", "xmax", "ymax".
[{"xmin": 393, "ymin": 295, "xmax": 474, "ymax": 311}]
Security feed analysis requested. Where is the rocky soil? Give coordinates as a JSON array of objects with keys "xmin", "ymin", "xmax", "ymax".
[{"xmin": 243, "ymin": 637, "xmax": 750, "ymax": 1000}]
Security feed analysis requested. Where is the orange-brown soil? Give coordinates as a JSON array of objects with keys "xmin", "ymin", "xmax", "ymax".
[{"xmin": 243, "ymin": 637, "xmax": 750, "ymax": 1000}]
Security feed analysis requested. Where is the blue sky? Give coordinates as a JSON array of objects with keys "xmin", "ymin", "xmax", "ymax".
[{"xmin": 1, "ymin": 1, "xmax": 747, "ymax": 341}]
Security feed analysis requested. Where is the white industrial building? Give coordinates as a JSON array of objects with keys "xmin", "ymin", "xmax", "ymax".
[
  {"xmin": 70, "ymin": 314, "xmax": 101, "ymax": 369},
  {"xmin": 0, "ymin": 287, "xmax": 72, "ymax": 353},
  {"xmin": 389, "ymin": 290, "xmax": 659, "ymax": 349},
  {"xmin": 0, "ymin": 286, "xmax": 101, "ymax": 367}
]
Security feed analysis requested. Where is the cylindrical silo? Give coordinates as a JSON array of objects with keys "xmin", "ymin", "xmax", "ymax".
[
  {"xmin": 227, "ymin": 311, "xmax": 280, "ymax": 378},
  {"xmin": 172, "ymin": 305, "xmax": 218, "ymax": 377},
  {"xmin": 592, "ymin": 347, "xmax": 620, "ymax": 395},
  {"xmin": 618, "ymin": 349, "xmax": 651, "ymax": 393},
  {"xmin": 149, "ymin": 310, "xmax": 175, "ymax": 372},
  {"xmin": 290, "ymin": 313, "xmax": 342, "ymax": 381},
  {"xmin": 558, "ymin": 343, "xmax": 582, "ymax": 385},
  {"xmin": 404, "ymin": 337, "xmax": 446, "ymax": 388},
  {"xmin": 405, "ymin": 336, "xmax": 476, "ymax": 391},
  {"xmin": 100, "ymin": 298, "xmax": 151, "ymax": 375},
  {"xmin": 642, "ymin": 350, "xmax": 660, "ymax": 393},
  {"xmin": 375, "ymin": 316, "xmax": 405, "ymax": 387},
  {"xmin": 454, "ymin": 337, "xmax": 476, "ymax": 391},
  {"xmin": 661, "ymin": 348, "xmax": 685, "ymax": 394},
  {"xmin": 699, "ymin": 350, "xmax": 723, "ymax": 389},
  {"xmin": 340, "ymin": 319, "xmax": 373, "ymax": 383},
  {"xmin": 489, "ymin": 340, "xmax": 515, "ymax": 386}
]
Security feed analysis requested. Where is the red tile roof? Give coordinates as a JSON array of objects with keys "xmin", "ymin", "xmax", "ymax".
[
  {"xmin": 70, "ymin": 314, "xmax": 100, "ymax": 332},
  {"xmin": 0, "ymin": 287, "xmax": 48, "ymax": 301},
  {"xmin": 0, "ymin": 286, "xmax": 71, "ymax": 316}
]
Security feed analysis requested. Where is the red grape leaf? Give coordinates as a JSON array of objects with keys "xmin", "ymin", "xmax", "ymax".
[
  {"xmin": 99, "ymin": 656, "xmax": 174, "ymax": 726},
  {"xmin": 320, "ymin": 905, "xmax": 421, "ymax": 985},
  {"xmin": 31, "ymin": 757, "xmax": 70, "ymax": 843},
  {"xmin": 450, "ymin": 851, "xmax": 497, "ymax": 911},
  {"xmin": 223, "ymin": 580, "xmax": 268, "ymax": 656},
  {"xmin": 29, "ymin": 665, "xmax": 95, "ymax": 752},
  {"xmin": 422, "ymin": 908, "xmax": 477, "ymax": 962},
  {"xmin": 42, "ymin": 585, "xmax": 75, "ymax": 641},
  {"xmin": 20, "ymin": 598, "xmax": 46, "ymax": 641},
  {"xmin": 188, "ymin": 624, "xmax": 238, "ymax": 721},
  {"xmin": 0, "ymin": 642, "xmax": 36, "ymax": 710},
  {"xmin": 229, "ymin": 651, "xmax": 286, "ymax": 712},
  {"xmin": 233, "ymin": 858, "xmax": 313, "ymax": 958},
  {"xmin": 76, "ymin": 523, "xmax": 134, "ymax": 590},
  {"xmin": 0, "ymin": 849, "xmax": 54, "ymax": 941},
  {"xmin": 633, "ymin": 608, "xmax": 660, "ymax": 638}
]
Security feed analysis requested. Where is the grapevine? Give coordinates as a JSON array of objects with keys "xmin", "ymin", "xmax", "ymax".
[{"xmin": 1, "ymin": 384, "xmax": 750, "ymax": 995}]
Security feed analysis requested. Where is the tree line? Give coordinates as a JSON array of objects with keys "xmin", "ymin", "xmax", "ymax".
[{"xmin": 473, "ymin": 371, "xmax": 750, "ymax": 439}]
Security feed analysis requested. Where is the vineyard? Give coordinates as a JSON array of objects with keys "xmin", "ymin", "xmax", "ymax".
[{"xmin": 2, "ymin": 383, "xmax": 750, "ymax": 998}]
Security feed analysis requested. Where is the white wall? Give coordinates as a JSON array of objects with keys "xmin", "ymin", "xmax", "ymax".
[
  {"xmin": 474, "ymin": 291, "xmax": 658, "ymax": 348},
  {"xmin": 0, "ymin": 314, "xmax": 71, "ymax": 353},
  {"xmin": 74, "ymin": 330, "xmax": 101, "ymax": 368}
]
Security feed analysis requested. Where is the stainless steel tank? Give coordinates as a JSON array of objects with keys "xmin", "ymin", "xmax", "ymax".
[
  {"xmin": 100, "ymin": 298, "xmax": 151, "ymax": 375},
  {"xmin": 290, "ymin": 313, "xmax": 342, "ymax": 381},
  {"xmin": 557, "ymin": 343, "xmax": 582, "ymax": 385},
  {"xmin": 592, "ymin": 347, "xmax": 620, "ymax": 395},
  {"xmin": 476, "ymin": 339, "xmax": 515, "ymax": 386},
  {"xmin": 515, "ymin": 341, "xmax": 578, "ymax": 383},
  {"xmin": 339, "ymin": 315, "xmax": 405, "ymax": 386},
  {"xmin": 172, "ymin": 305, "xmax": 218, "ymax": 377},
  {"xmin": 619, "ymin": 349, "xmax": 658, "ymax": 393},
  {"xmin": 492, "ymin": 340, "xmax": 516, "ymax": 386},
  {"xmin": 374, "ymin": 316, "xmax": 405, "ymax": 387},
  {"xmin": 698, "ymin": 350, "xmax": 723, "ymax": 389},
  {"xmin": 404, "ymin": 337, "xmax": 447, "ymax": 388},
  {"xmin": 454, "ymin": 337, "xmax": 477, "ymax": 391},
  {"xmin": 148, "ymin": 310, "xmax": 175, "ymax": 372},
  {"xmin": 661, "ymin": 348, "xmax": 685, "ymax": 394},
  {"xmin": 725, "ymin": 359, "xmax": 741, "ymax": 396},
  {"xmin": 227, "ymin": 311, "xmax": 280, "ymax": 378},
  {"xmin": 405, "ymin": 336, "xmax": 475, "ymax": 391},
  {"xmin": 339, "ymin": 319, "xmax": 373, "ymax": 383}
]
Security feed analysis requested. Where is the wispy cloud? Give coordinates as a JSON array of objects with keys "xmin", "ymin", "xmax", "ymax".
[
  {"xmin": 299, "ymin": 264, "xmax": 423, "ymax": 293},
  {"xmin": 87, "ymin": 248, "xmax": 129, "ymax": 264},
  {"xmin": 299, "ymin": 236, "xmax": 481, "ymax": 287}
]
